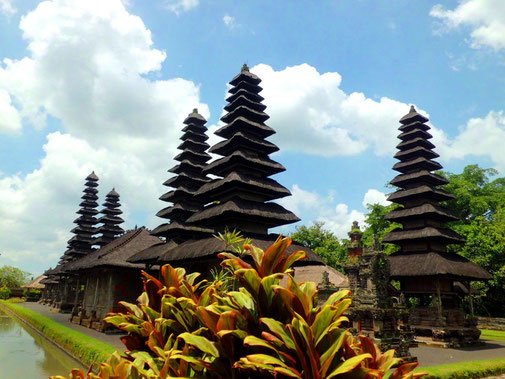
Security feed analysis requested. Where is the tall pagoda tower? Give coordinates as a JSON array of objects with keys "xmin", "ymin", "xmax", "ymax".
[
  {"xmin": 187, "ymin": 64, "xmax": 299, "ymax": 234},
  {"xmin": 383, "ymin": 106, "xmax": 490, "ymax": 347},
  {"xmin": 154, "ymin": 65, "xmax": 323, "ymax": 270},
  {"xmin": 151, "ymin": 109, "xmax": 213, "ymax": 242},
  {"xmin": 95, "ymin": 188, "xmax": 124, "ymax": 248},
  {"xmin": 61, "ymin": 172, "xmax": 100, "ymax": 262}
]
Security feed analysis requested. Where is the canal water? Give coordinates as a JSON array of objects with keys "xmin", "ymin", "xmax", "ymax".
[{"xmin": 0, "ymin": 308, "xmax": 84, "ymax": 378}]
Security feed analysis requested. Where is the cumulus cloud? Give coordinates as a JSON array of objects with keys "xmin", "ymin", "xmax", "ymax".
[
  {"xmin": 431, "ymin": 0, "xmax": 505, "ymax": 51},
  {"xmin": 223, "ymin": 14, "xmax": 237, "ymax": 29},
  {"xmin": 362, "ymin": 189, "xmax": 390, "ymax": 208},
  {"xmin": 251, "ymin": 63, "xmax": 428, "ymax": 157},
  {"xmin": 163, "ymin": 0, "xmax": 199, "ymax": 15},
  {"xmin": 0, "ymin": 0, "xmax": 16, "ymax": 16},
  {"xmin": 0, "ymin": 0, "xmax": 208, "ymax": 273},
  {"xmin": 0, "ymin": 89, "xmax": 22, "ymax": 134},
  {"xmin": 278, "ymin": 184, "xmax": 372, "ymax": 239},
  {"xmin": 442, "ymin": 110, "xmax": 505, "ymax": 171}
]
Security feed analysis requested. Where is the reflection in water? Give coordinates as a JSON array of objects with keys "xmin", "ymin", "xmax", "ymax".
[{"xmin": 0, "ymin": 308, "xmax": 83, "ymax": 378}]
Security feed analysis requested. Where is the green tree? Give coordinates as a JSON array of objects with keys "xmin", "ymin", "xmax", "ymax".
[
  {"xmin": 290, "ymin": 222, "xmax": 348, "ymax": 270},
  {"xmin": 440, "ymin": 164, "xmax": 505, "ymax": 221},
  {"xmin": 361, "ymin": 203, "xmax": 401, "ymax": 255},
  {"xmin": 0, "ymin": 266, "xmax": 31, "ymax": 288},
  {"xmin": 437, "ymin": 164, "xmax": 505, "ymax": 317}
]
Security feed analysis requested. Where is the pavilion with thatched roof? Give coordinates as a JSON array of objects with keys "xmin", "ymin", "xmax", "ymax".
[
  {"xmin": 64, "ymin": 227, "xmax": 162, "ymax": 331},
  {"xmin": 384, "ymin": 106, "xmax": 491, "ymax": 347}
]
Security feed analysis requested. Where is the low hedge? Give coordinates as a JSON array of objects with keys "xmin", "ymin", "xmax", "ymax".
[{"xmin": 0, "ymin": 301, "xmax": 116, "ymax": 368}]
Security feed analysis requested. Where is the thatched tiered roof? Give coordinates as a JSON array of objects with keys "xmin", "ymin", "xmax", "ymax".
[
  {"xmin": 151, "ymin": 109, "xmax": 214, "ymax": 242},
  {"xmin": 63, "ymin": 228, "xmax": 162, "ymax": 272},
  {"xmin": 59, "ymin": 172, "xmax": 100, "ymax": 263},
  {"xmin": 95, "ymin": 188, "xmax": 124, "ymax": 248},
  {"xmin": 384, "ymin": 106, "xmax": 490, "ymax": 280},
  {"xmin": 186, "ymin": 64, "xmax": 299, "ymax": 234}
]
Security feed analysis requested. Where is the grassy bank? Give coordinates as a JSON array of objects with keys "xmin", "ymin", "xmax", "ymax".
[
  {"xmin": 481, "ymin": 328, "xmax": 505, "ymax": 341},
  {"xmin": 0, "ymin": 301, "xmax": 116, "ymax": 368},
  {"xmin": 416, "ymin": 357, "xmax": 505, "ymax": 378}
]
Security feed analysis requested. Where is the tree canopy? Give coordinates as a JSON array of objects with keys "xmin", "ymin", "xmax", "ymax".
[
  {"xmin": 0, "ymin": 265, "xmax": 31, "ymax": 288},
  {"xmin": 290, "ymin": 222, "xmax": 348, "ymax": 270}
]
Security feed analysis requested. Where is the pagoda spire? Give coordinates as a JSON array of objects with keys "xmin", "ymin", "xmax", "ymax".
[
  {"xmin": 60, "ymin": 172, "xmax": 100, "ymax": 263},
  {"xmin": 151, "ymin": 109, "xmax": 213, "ymax": 242},
  {"xmin": 95, "ymin": 188, "xmax": 124, "ymax": 247},
  {"xmin": 383, "ymin": 106, "xmax": 465, "ymax": 250},
  {"xmin": 383, "ymin": 105, "xmax": 490, "ymax": 346},
  {"xmin": 187, "ymin": 65, "xmax": 299, "ymax": 234}
]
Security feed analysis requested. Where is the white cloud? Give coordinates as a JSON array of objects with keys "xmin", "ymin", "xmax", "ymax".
[
  {"xmin": 0, "ymin": 0, "xmax": 209, "ymax": 274},
  {"xmin": 163, "ymin": 0, "xmax": 199, "ymax": 15},
  {"xmin": 223, "ymin": 14, "xmax": 237, "ymax": 29},
  {"xmin": 442, "ymin": 110, "xmax": 505, "ymax": 171},
  {"xmin": 431, "ymin": 0, "xmax": 505, "ymax": 51},
  {"xmin": 278, "ymin": 184, "xmax": 366, "ymax": 239},
  {"xmin": 277, "ymin": 184, "xmax": 321, "ymax": 216},
  {"xmin": 0, "ymin": 89, "xmax": 22, "ymax": 134},
  {"xmin": 0, "ymin": 0, "xmax": 16, "ymax": 16},
  {"xmin": 362, "ymin": 189, "xmax": 390, "ymax": 208},
  {"xmin": 251, "ymin": 63, "xmax": 427, "ymax": 157}
]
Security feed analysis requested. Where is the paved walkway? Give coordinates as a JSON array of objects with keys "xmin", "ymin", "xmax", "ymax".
[
  {"xmin": 20, "ymin": 302, "xmax": 125, "ymax": 350},
  {"xmin": 17, "ymin": 302, "xmax": 505, "ymax": 368},
  {"xmin": 413, "ymin": 339, "xmax": 505, "ymax": 367}
]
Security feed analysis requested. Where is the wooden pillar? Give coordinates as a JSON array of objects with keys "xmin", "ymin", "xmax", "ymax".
[{"xmin": 436, "ymin": 278, "xmax": 442, "ymax": 319}]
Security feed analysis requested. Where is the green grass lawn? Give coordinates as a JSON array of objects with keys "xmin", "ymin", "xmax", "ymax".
[{"xmin": 480, "ymin": 328, "xmax": 505, "ymax": 341}]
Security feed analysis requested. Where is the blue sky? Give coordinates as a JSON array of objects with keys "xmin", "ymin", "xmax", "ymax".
[{"xmin": 1, "ymin": 0, "xmax": 505, "ymax": 276}]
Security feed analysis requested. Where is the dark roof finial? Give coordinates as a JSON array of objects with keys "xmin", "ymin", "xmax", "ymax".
[
  {"xmin": 410, "ymin": 105, "xmax": 416, "ymax": 113},
  {"xmin": 193, "ymin": 108, "xmax": 198, "ymax": 114},
  {"xmin": 242, "ymin": 63, "xmax": 249, "ymax": 72}
]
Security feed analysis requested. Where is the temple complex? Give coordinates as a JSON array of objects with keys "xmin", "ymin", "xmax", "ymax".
[
  {"xmin": 344, "ymin": 222, "xmax": 415, "ymax": 362},
  {"xmin": 383, "ymin": 106, "xmax": 491, "ymax": 347},
  {"xmin": 95, "ymin": 189, "xmax": 125, "ymax": 248}
]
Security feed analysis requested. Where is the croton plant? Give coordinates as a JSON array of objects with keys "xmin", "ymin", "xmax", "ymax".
[{"xmin": 51, "ymin": 235, "xmax": 427, "ymax": 379}]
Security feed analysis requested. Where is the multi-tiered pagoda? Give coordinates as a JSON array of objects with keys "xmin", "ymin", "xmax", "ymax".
[
  {"xmin": 384, "ymin": 106, "xmax": 490, "ymax": 347},
  {"xmin": 156, "ymin": 65, "xmax": 323, "ymax": 269},
  {"xmin": 152, "ymin": 109, "xmax": 213, "ymax": 242},
  {"xmin": 128, "ymin": 110, "xmax": 214, "ymax": 265},
  {"xmin": 95, "ymin": 188, "xmax": 124, "ymax": 248}
]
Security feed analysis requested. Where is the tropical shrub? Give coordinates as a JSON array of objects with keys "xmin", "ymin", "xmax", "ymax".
[
  {"xmin": 23, "ymin": 288, "xmax": 41, "ymax": 300},
  {"xmin": 0, "ymin": 285, "xmax": 11, "ymax": 300},
  {"xmin": 52, "ymin": 235, "xmax": 427, "ymax": 379}
]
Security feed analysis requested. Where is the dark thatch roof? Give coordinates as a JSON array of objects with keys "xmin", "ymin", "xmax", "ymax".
[
  {"xmin": 385, "ymin": 203, "xmax": 458, "ymax": 223},
  {"xmin": 392, "ymin": 156, "xmax": 442, "ymax": 174},
  {"xmin": 63, "ymin": 228, "xmax": 162, "ymax": 272},
  {"xmin": 388, "ymin": 251, "xmax": 491, "ymax": 280},
  {"xmin": 215, "ymin": 116, "xmax": 275, "ymax": 139},
  {"xmin": 186, "ymin": 198, "xmax": 300, "ymax": 226},
  {"xmin": 226, "ymin": 88, "xmax": 264, "ymax": 104},
  {"xmin": 229, "ymin": 64, "xmax": 261, "ymax": 86},
  {"xmin": 387, "ymin": 185, "xmax": 454, "ymax": 203},
  {"xmin": 396, "ymin": 137, "xmax": 435, "ymax": 151},
  {"xmin": 390, "ymin": 170, "xmax": 448, "ymax": 188},
  {"xmin": 398, "ymin": 120, "xmax": 430, "ymax": 133},
  {"xmin": 394, "ymin": 146, "xmax": 439, "ymax": 161},
  {"xmin": 203, "ymin": 150, "xmax": 285, "ymax": 177},
  {"xmin": 195, "ymin": 172, "xmax": 291, "ymax": 201},
  {"xmin": 399, "ymin": 106, "xmax": 429, "ymax": 125},
  {"xmin": 382, "ymin": 226, "xmax": 465, "ymax": 244},
  {"xmin": 209, "ymin": 131, "xmax": 279, "ymax": 156},
  {"xmin": 158, "ymin": 234, "xmax": 324, "ymax": 265},
  {"xmin": 398, "ymin": 128, "xmax": 432, "ymax": 141},
  {"xmin": 224, "ymin": 94, "xmax": 267, "ymax": 113},
  {"xmin": 128, "ymin": 240, "xmax": 178, "ymax": 263}
]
